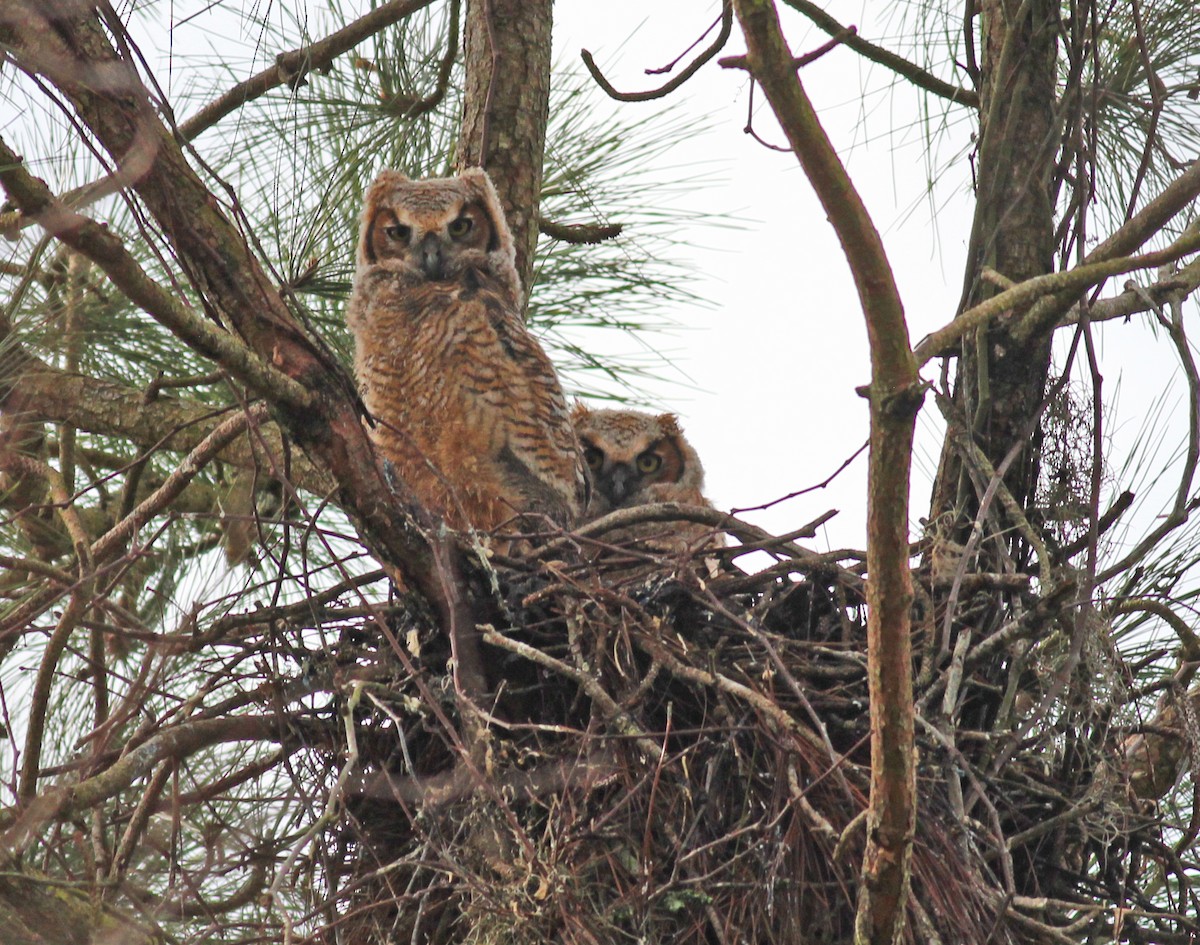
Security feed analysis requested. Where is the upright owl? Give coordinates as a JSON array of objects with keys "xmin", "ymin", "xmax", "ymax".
[
  {"xmin": 346, "ymin": 168, "xmax": 586, "ymax": 533},
  {"xmin": 571, "ymin": 404, "xmax": 720, "ymax": 550}
]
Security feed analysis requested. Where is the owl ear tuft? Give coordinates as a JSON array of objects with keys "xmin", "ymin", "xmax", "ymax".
[
  {"xmin": 657, "ymin": 413, "xmax": 683, "ymax": 437},
  {"xmin": 458, "ymin": 166, "xmax": 500, "ymax": 208},
  {"xmin": 570, "ymin": 401, "xmax": 592, "ymax": 424},
  {"xmin": 366, "ymin": 169, "xmax": 410, "ymax": 200},
  {"xmin": 458, "ymin": 165, "xmax": 490, "ymax": 186},
  {"xmin": 459, "ymin": 167, "xmax": 519, "ymax": 295}
]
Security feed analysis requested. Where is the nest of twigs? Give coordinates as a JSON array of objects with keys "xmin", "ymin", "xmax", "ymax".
[{"xmin": 293, "ymin": 508, "xmax": 1192, "ymax": 945}]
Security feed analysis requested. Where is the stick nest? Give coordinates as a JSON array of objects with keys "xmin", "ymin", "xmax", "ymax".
[{"xmin": 289, "ymin": 513, "xmax": 1197, "ymax": 944}]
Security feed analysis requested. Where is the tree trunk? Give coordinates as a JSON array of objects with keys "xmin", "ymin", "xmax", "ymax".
[
  {"xmin": 456, "ymin": 0, "xmax": 552, "ymax": 306},
  {"xmin": 929, "ymin": 0, "xmax": 1059, "ymax": 547},
  {"xmin": 0, "ymin": 874, "xmax": 159, "ymax": 945}
]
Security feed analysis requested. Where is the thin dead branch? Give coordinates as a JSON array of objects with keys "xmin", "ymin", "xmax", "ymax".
[{"xmin": 581, "ymin": 1, "xmax": 733, "ymax": 102}]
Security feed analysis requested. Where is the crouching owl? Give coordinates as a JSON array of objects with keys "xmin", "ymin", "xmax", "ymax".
[
  {"xmin": 571, "ymin": 404, "xmax": 721, "ymax": 550},
  {"xmin": 346, "ymin": 168, "xmax": 587, "ymax": 533}
]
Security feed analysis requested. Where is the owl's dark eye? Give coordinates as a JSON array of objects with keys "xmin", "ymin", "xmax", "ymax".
[
  {"xmin": 636, "ymin": 450, "xmax": 663, "ymax": 474},
  {"xmin": 584, "ymin": 446, "xmax": 605, "ymax": 471},
  {"xmin": 383, "ymin": 223, "xmax": 411, "ymax": 242},
  {"xmin": 448, "ymin": 216, "xmax": 474, "ymax": 239}
]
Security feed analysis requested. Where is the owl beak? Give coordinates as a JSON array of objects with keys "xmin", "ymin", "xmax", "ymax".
[
  {"xmin": 605, "ymin": 464, "xmax": 635, "ymax": 503},
  {"xmin": 417, "ymin": 233, "xmax": 445, "ymax": 280}
]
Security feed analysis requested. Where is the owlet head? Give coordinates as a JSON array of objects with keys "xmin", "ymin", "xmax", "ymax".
[
  {"xmin": 357, "ymin": 168, "xmax": 519, "ymax": 294},
  {"xmin": 572, "ymin": 405, "xmax": 705, "ymax": 513}
]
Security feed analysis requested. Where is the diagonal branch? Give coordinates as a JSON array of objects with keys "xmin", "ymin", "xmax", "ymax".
[
  {"xmin": 915, "ymin": 225, "xmax": 1200, "ymax": 364},
  {"xmin": 89, "ymin": 405, "xmax": 263, "ymax": 563},
  {"xmin": 0, "ymin": 141, "xmax": 312, "ymax": 410},
  {"xmin": 2, "ymin": 0, "xmax": 438, "ymax": 230},
  {"xmin": 1014, "ymin": 158, "xmax": 1200, "ymax": 343},
  {"xmin": 0, "ymin": 0, "xmax": 468, "ymax": 641},
  {"xmin": 178, "ymin": 0, "xmax": 437, "ymax": 140},
  {"xmin": 6, "ymin": 353, "xmax": 331, "ymax": 493},
  {"xmin": 779, "ymin": 0, "xmax": 978, "ymax": 107},
  {"xmin": 1, "ymin": 715, "xmax": 289, "ymax": 856}
]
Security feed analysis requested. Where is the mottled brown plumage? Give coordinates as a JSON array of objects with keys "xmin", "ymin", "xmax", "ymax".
[
  {"xmin": 347, "ymin": 168, "xmax": 586, "ymax": 532},
  {"xmin": 572, "ymin": 404, "xmax": 720, "ymax": 550}
]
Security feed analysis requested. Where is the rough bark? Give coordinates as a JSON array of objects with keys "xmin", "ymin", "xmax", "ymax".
[
  {"xmin": 456, "ymin": 0, "xmax": 553, "ymax": 303},
  {"xmin": 928, "ymin": 0, "xmax": 1059, "ymax": 538},
  {"xmin": 0, "ymin": 874, "xmax": 159, "ymax": 945}
]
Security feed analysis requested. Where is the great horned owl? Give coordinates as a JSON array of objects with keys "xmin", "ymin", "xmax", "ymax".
[
  {"xmin": 571, "ymin": 404, "xmax": 720, "ymax": 550},
  {"xmin": 346, "ymin": 168, "xmax": 586, "ymax": 532}
]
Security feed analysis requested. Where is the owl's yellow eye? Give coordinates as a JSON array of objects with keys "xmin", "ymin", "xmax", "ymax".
[
  {"xmin": 584, "ymin": 446, "xmax": 604, "ymax": 471},
  {"xmin": 384, "ymin": 223, "xmax": 411, "ymax": 242},
  {"xmin": 636, "ymin": 451, "xmax": 662, "ymax": 474},
  {"xmin": 448, "ymin": 216, "xmax": 474, "ymax": 239}
]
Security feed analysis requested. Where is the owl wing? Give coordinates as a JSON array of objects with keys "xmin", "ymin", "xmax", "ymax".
[{"xmin": 481, "ymin": 300, "xmax": 588, "ymax": 524}]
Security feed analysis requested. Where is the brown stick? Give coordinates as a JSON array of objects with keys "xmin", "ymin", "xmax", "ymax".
[{"xmin": 730, "ymin": 2, "xmax": 919, "ymax": 942}]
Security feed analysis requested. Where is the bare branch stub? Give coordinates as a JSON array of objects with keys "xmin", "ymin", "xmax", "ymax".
[{"xmin": 538, "ymin": 218, "xmax": 623, "ymax": 244}]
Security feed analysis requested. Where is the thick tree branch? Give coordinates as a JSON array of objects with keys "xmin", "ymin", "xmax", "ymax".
[
  {"xmin": 731, "ymin": 2, "xmax": 918, "ymax": 942},
  {"xmin": 0, "ymin": 142, "xmax": 313, "ymax": 411},
  {"xmin": 2, "ymin": 0, "xmax": 437, "ymax": 230},
  {"xmin": 914, "ymin": 227, "xmax": 1200, "ymax": 364},
  {"xmin": 0, "ymin": 406, "xmax": 267, "ymax": 662},
  {"xmin": 2, "ymin": 1, "xmax": 463, "ymax": 637},
  {"xmin": 1014, "ymin": 159, "xmax": 1200, "ymax": 343},
  {"xmin": 1058, "ymin": 262, "xmax": 1200, "ymax": 327},
  {"xmin": 89, "ymin": 405, "xmax": 262, "ymax": 563},
  {"xmin": 0, "ymin": 873, "xmax": 158, "ymax": 945},
  {"xmin": 1, "ymin": 715, "xmax": 287, "ymax": 851},
  {"xmin": 6, "ymin": 353, "xmax": 331, "ymax": 494}
]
